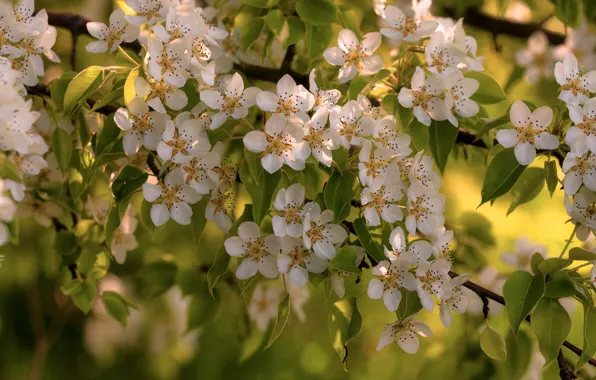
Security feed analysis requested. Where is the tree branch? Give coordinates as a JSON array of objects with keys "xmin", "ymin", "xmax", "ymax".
[
  {"xmin": 441, "ymin": 7, "xmax": 566, "ymax": 45},
  {"xmin": 449, "ymin": 271, "xmax": 596, "ymax": 368},
  {"xmin": 558, "ymin": 350, "xmax": 577, "ymax": 379}
]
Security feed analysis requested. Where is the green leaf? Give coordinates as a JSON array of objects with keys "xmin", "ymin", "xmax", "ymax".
[
  {"xmin": 207, "ymin": 205, "xmax": 253, "ymax": 297},
  {"xmin": 555, "ymin": 0, "xmax": 582, "ymax": 27},
  {"xmin": 329, "ymin": 297, "xmax": 362, "ymax": 371},
  {"xmin": 265, "ymin": 9, "xmax": 285, "ymax": 35},
  {"xmin": 50, "ymin": 75, "xmax": 72, "ymax": 111},
  {"xmin": 54, "ymin": 230, "xmax": 78, "ymax": 256},
  {"xmin": 90, "ymin": 86, "xmax": 124, "ymax": 112},
  {"xmin": 264, "ymin": 294, "xmax": 291, "ymax": 349},
  {"xmin": 187, "ymin": 289, "xmax": 221, "ymax": 331},
  {"xmin": 480, "ymin": 148, "xmax": 526, "ymax": 206},
  {"xmin": 531, "ymin": 252, "xmax": 545, "ymax": 275},
  {"xmin": 71, "ymin": 277, "xmax": 97, "ymax": 314},
  {"xmin": 506, "ymin": 167, "xmax": 545, "ymax": 215},
  {"xmin": 405, "ymin": 118, "xmax": 429, "ymax": 152},
  {"xmin": 60, "ymin": 280, "xmax": 82, "ymax": 296},
  {"xmin": 569, "ymin": 247, "xmax": 596, "ymax": 261},
  {"xmin": 124, "ymin": 68, "xmax": 139, "ymax": 105},
  {"xmin": 140, "ymin": 200, "xmax": 155, "ymax": 234},
  {"xmin": 296, "ymin": 0, "xmax": 338, "ymax": 26},
  {"xmin": 538, "ymin": 258, "xmax": 573, "ymax": 275},
  {"xmin": 499, "ymin": 329, "xmax": 533, "ymax": 379},
  {"xmin": 236, "ymin": 14, "xmax": 265, "ymax": 51},
  {"xmin": 480, "ymin": 324, "xmax": 507, "ymax": 361},
  {"xmin": 467, "ymin": 71, "xmax": 507, "ymax": 104},
  {"xmin": 102, "ymin": 291, "xmax": 130, "ymax": 326},
  {"xmin": 531, "ymin": 297, "xmax": 571, "ymax": 365},
  {"xmin": 191, "ymin": 198, "xmax": 208, "ymax": 245},
  {"xmin": 475, "ymin": 111, "xmax": 510, "ymax": 141},
  {"xmin": 544, "ymin": 160, "xmax": 558, "ymax": 197},
  {"xmin": 305, "ymin": 24, "xmax": 333, "ymax": 59},
  {"xmin": 544, "ymin": 271, "xmax": 576, "ymax": 298},
  {"xmin": 324, "ymin": 171, "xmax": 356, "ymax": 223},
  {"xmin": 52, "ymin": 128, "xmax": 72, "ymax": 173},
  {"xmin": 112, "ymin": 166, "xmax": 148, "ymax": 202},
  {"xmin": 396, "ymin": 289, "xmax": 423, "ymax": 321},
  {"xmin": 429, "ymin": 120, "xmax": 459, "ymax": 174},
  {"xmin": 64, "ymin": 66, "xmax": 104, "ymax": 115},
  {"xmin": 240, "ymin": 156, "xmax": 281, "ymax": 225},
  {"xmin": 503, "ymin": 65, "xmax": 525, "ymax": 93},
  {"xmin": 353, "ymin": 217, "xmax": 384, "ymax": 262},
  {"xmin": 240, "ymin": 0, "xmax": 278, "ymax": 7},
  {"xmin": 0, "ymin": 155, "xmax": 21, "ymax": 183},
  {"xmin": 105, "ymin": 205, "xmax": 121, "ymax": 251},
  {"xmin": 283, "ymin": 16, "xmax": 306, "ymax": 49},
  {"xmin": 329, "ymin": 245, "xmax": 360, "ymax": 274},
  {"xmin": 95, "ymin": 115, "xmax": 121, "ymax": 157},
  {"xmin": 460, "ymin": 212, "xmax": 496, "ymax": 246},
  {"xmin": 576, "ymin": 304, "xmax": 596, "ymax": 372},
  {"xmin": 381, "ymin": 94, "xmax": 398, "ymax": 119},
  {"xmin": 137, "ymin": 261, "xmax": 177, "ymax": 299},
  {"xmin": 503, "ymin": 271, "xmax": 545, "ymax": 336}
]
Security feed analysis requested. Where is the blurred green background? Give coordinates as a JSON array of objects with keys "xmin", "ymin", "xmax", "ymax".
[{"xmin": 1, "ymin": 0, "xmax": 594, "ymax": 379}]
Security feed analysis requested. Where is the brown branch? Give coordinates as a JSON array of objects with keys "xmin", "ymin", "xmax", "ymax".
[
  {"xmin": 558, "ymin": 350, "xmax": 577, "ymax": 379},
  {"xmin": 441, "ymin": 7, "xmax": 566, "ymax": 45},
  {"xmin": 449, "ymin": 271, "xmax": 596, "ymax": 368}
]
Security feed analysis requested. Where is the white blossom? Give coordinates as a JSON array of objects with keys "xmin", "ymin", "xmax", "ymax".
[
  {"xmin": 86, "ymin": 9, "xmax": 140, "ymax": 53},
  {"xmin": 415, "ymin": 259, "xmax": 452, "ymax": 311},
  {"xmin": 115, "ymin": 97, "xmax": 166, "ymax": 155},
  {"xmin": 425, "ymin": 31, "xmax": 465, "ymax": 75},
  {"xmin": 566, "ymin": 97, "xmax": 596, "ymax": 151},
  {"xmin": 302, "ymin": 202, "xmax": 348, "ymax": 260},
  {"xmin": 277, "ymin": 236, "xmax": 327, "ymax": 287},
  {"xmin": 398, "ymin": 67, "xmax": 448, "ymax": 126},
  {"xmin": 376, "ymin": 318, "xmax": 432, "ymax": 353},
  {"xmin": 500, "ymin": 237, "xmax": 547, "ymax": 273},
  {"xmin": 383, "ymin": 226, "xmax": 432, "ymax": 265},
  {"xmin": 330, "ymin": 100, "xmax": 375, "ymax": 148},
  {"xmin": 134, "ymin": 76, "xmax": 188, "ymax": 113},
  {"xmin": 301, "ymin": 108, "xmax": 341, "ymax": 167},
  {"xmin": 380, "ymin": 5, "xmax": 437, "ymax": 42},
  {"xmin": 148, "ymin": 38, "xmax": 190, "ymax": 87},
  {"xmin": 111, "ymin": 206, "xmax": 139, "ymax": 264},
  {"xmin": 439, "ymin": 274, "xmax": 471, "ymax": 328},
  {"xmin": 562, "ymin": 139, "xmax": 596, "ymax": 195},
  {"xmin": 224, "ymin": 221, "xmax": 280, "ymax": 279},
  {"xmin": 368, "ymin": 259, "xmax": 417, "ymax": 311},
  {"xmin": 444, "ymin": 69, "xmax": 479, "ymax": 126},
  {"xmin": 157, "ymin": 117, "xmax": 211, "ymax": 164},
  {"xmin": 256, "ymin": 74, "xmax": 313, "ymax": 127},
  {"xmin": 515, "ymin": 31, "xmax": 553, "ymax": 84},
  {"xmin": 248, "ymin": 284, "xmax": 280, "ymax": 331},
  {"xmin": 361, "ymin": 185, "xmax": 403, "ymax": 226},
  {"xmin": 405, "ymin": 184, "xmax": 445, "ymax": 237},
  {"xmin": 554, "ymin": 53, "xmax": 596, "ymax": 105},
  {"xmin": 205, "ymin": 188, "xmax": 233, "ymax": 233},
  {"xmin": 272, "ymin": 183, "xmax": 305, "ymax": 238},
  {"xmin": 324, "ymin": 29, "xmax": 383, "ymax": 83}
]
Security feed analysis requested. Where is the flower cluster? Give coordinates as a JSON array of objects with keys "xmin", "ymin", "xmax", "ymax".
[{"xmin": 0, "ymin": 0, "xmax": 61, "ymax": 246}]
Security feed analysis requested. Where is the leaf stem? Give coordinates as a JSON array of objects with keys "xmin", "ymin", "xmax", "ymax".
[
  {"xmin": 559, "ymin": 224, "xmax": 578, "ymax": 258},
  {"xmin": 118, "ymin": 46, "xmax": 140, "ymax": 67}
]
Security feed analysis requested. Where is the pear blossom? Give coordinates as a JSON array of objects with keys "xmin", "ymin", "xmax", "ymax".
[
  {"xmin": 368, "ymin": 259, "xmax": 417, "ymax": 312},
  {"xmin": 152, "ymin": 7, "xmax": 201, "ymax": 43},
  {"xmin": 330, "ymin": 100, "xmax": 375, "ymax": 148},
  {"xmin": 554, "ymin": 53, "xmax": 596, "ymax": 105},
  {"xmin": 206, "ymin": 188, "xmax": 233, "ymax": 233},
  {"xmin": 200, "ymin": 72, "xmax": 261, "ymax": 129},
  {"xmin": 157, "ymin": 118, "xmax": 211, "ymax": 164},
  {"xmin": 398, "ymin": 67, "xmax": 449, "ymax": 126},
  {"xmin": 361, "ymin": 185, "xmax": 404, "ymax": 226},
  {"xmin": 562, "ymin": 140, "xmax": 596, "ymax": 195},
  {"xmin": 439, "ymin": 274, "xmax": 471, "ymax": 328},
  {"xmin": 111, "ymin": 206, "xmax": 139, "ymax": 264},
  {"xmin": 180, "ymin": 149, "xmax": 220, "ymax": 194},
  {"xmin": 380, "ymin": 5, "xmax": 437, "ymax": 42},
  {"xmin": 148, "ymin": 38, "xmax": 190, "ymax": 87},
  {"xmin": 0, "ymin": 224, "xmax": 7, "ymax": 246},
  {"xmin": 224, "ymin": 221, "xmax": 280, "ymax": 279},
  {"xmin": 272, "ymin": 183, "xmax": 305, "ymax": 238},
  {"xmin": 85, "ymin": 196, "xmax": 110, "ymax": 225},
  {"xmin": 358, "ymin": 141, "xmax": 399, "ymax": 191},
  {"xmin": 372, "ymin": 117, "xmax": 412, "ymax": 157},
  {"xmin": 277, "ymin": 236, "xmax": 327, "ymax": 287},
  {"xmin": 415, "ymin": 259, "xmax": 453, "ymax": 311},
  {"xmin": 496, "ymin": 101, "xmax": 558, "ymax": 165},
  {"xmin": 566, "ymin": 189, "xmax": 596, "ymax": 241},
  {"xmin": 256, "ymin": 74, "xmax": 313, "ymax": 127},
  {"xmin": 500, "ymin": 237, "xmax": 547, "ymax": 273},
  {"xmin": 114, "ymin": 97, "xmax": 166, "ymax": 155},
  {"xmin": 288, "ymin": 283, "xmax": 310, "ymax": 322},
  {"xmin": 553, "ymin": 22, "xmax": 596, "ymax": 71},
  {"xmin": 243, "ymin": 114, "xmax": 309, "ymax": 174},
  {"xmin": 302, "ymin": 202, "xmax": 348, "ymax": 260},
  {"xmin": 376, "ymin": 317, "xmax": 432, "ymax": 353},
  {"xmin": 142, "ymin": 168, "xmax": 201, "ymax": 226},
  {"xmin": 134, "ymin": 76, "xmax": 188, "ymax": 113},
  {"xmin": 86, "ymin": 9, "xmax": 140, "ymax": 53},
  {"xmin": 248, "ymin": 284, "xmax": 281, "ymax": 331},
  {"xmin": 125, "ymin": 0, "xmax": 168, "ymax": 26},
  {"xmin": 432, "ymin": 229, "xmax": 454, "ymax": 260},
  {"xmin": 309, "ymin": 69, "xmax": 341, "ymax": 110},
  {"xmin": 566, "ymin": 97, "xmax": 596, "ymax": 150},
  {"xmin": 444, "ymin": 70, "xmax": 480, "ymax": 126},
  {"xmin": 408, "ymin": 151, "xmax": 441, "ymax": 190},
  {"xmin": 16, "ymin": 195, "xmax": 61, "ymax": 228},
  {"xmin": 207, "ymin": 155, "xmax": 237, "ymax": 192},
  {"xmin": 515, "ymin": 31, "xmax": 553, "ymax": 84},
  {"xmin": 301, "ymin": 108, "xmax": 341, "ymax": 167},
  {"xmin": 383, "ymin": 226, "xmax": 432, "ymax": 266},
  {"xmin": 405, "ymin": 184, "xmax": 446, "ymax": 237},
  {"xmin": 323, "ymin": 29, "xmax": 383, "ymax": 83},
  {"xmin": 425, "ymin": 31, "xmax": 465, "ymax": 75}
]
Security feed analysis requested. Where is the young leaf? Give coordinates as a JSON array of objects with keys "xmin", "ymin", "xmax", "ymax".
[
  {"xmin": 329, "ymin": 245, "xmax": 360, "ymax": 274},
  {"xmin": 554, "ymin": 0, "xmax": 582, "ymax": 27},
  {"xmin": 544, "ymin": 160, "xmax": 558, "ymax": 197},
  {"xmin": 95, "ymin": 115, "xmax": 121, "ymax": 157},
  {"xmin": 123, "ymin": 68, "xmax": 139, "ymax": 105},
  {"xmin": 112, "ymin": 166, "xmax": 148, "ymax": 202},
  {"xmin": 531, "ymin": 252, "xmax": 545, "ymax": 274},
  {"xmin": 503, "ymin": 65, "xmax": 525, "ymax": 93},
  {"xmin": 71, "ymin": 276, "xmax": 97, "ymax": 314},
  {"xmin": 64, "ymin": 66, "xmax": 104, "ymax": 115},
  {"xmin": 467, "ymin": 71, "xmax": 507, "ymax": 104},
  {"xmin": 305, "ymin": 24, "xmax": 333, "ymax": 59},
  {"xmin": 237, "ymin": 14, "xmax": 265, "ymax": 51},
  {"xmin": 353, "ymin": 217, "xmax": 384, "ymax": 263},
  {"xmin": 324, "ymin": 171, "xmax": 356, "ymax": 223},
  {"xmin": 329, "ymin": 297, "xmax": 362, "ymax": 370},
  {"xmin": 506, "ymin": 167, "xmax": 545, "ymax": 215},
  {"xmin": 538, "ymin": 258, "xmax": 572, "ymax": 275},
  {"xmin": 544, "ymin": 271, "xmax": 576, "ymax": 298},
  {"xmin": 187, "ymin": 289, "xmax": 221, "ymax": 331},
  {"xmin": 396, "ymin": 289, "xmax": 423, "ymax": 321},
  {"xmin": 284, "ymin": 16, "xmax": 306, "ymax": 49},
  {"xmin": 52, "ymin": 128, "xmax": 72, "ymax": 172},
  {"xmin": 241, "ymin": 0, "xmax": 278, "ymax": 7},
  {"xmin": 475, "ymin": 111, "xmax": 510, "ymax": 141},
  {"xmin": 296, "ymin": 0, "xmax": 338, "ymax": 26},
  {"xmin": 568, "ymin": 247, "xmax": 596, "ymax": 261},
  {"xmin": 503, "ymin": 271, "xmax": 545, "ymax": 336},
  {"xmin": 264, "ymin": 294, "xmax": 291, "ymax": 349},
  {"xmin": 429, "ymin": 120, "xmax": 459, "ymax": 174},
  {"xmin": 102, "ymin": 291, "xmax": 130, "ymax": 326},
  {"xmin": 265, "ymin": 9, "xmax": 285, "ymax": 36},
  {"xmin": 531, "ymin": 297, "xmax": 571, "ymax": 365},
  {"xmin": 239, "ymin": 158, "xmax": 281, "ymax": 225},
  {"xmin": 105, "ymin": 205, "xmax": 121, "ymax": 251},
  {"xmin": 480, "ymin": 324, "xmax": 508, "ymax": 361},
  {"xmin": 405, "ymin": 118, "xmax": 429, "ymax": 152},
  {"xmin": 137, "ymin": 261, "xmax": 178, "ymax": 299},
  {"xmin": 576, "ymin": 304, "xmax": 596, "ymax": 372},
  {"xmin": 480, "ymin": 148, "xmax": 526, "ymax": 206},
  {"xmin": 139, "ymin": 200, "xmax": 155, "ymax": 235}
]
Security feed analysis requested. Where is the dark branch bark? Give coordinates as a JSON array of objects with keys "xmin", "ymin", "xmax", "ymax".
[
  {"xmin": 441, "ymin": 7, "xmax": 566, "ymax": 45},
  {"xmin": 449, "ymin": 271, "xmax": 596, "ymax": 368},
  {"xmin": 558, "ymin": 350, "xmax": 577, "ymax": 379}
]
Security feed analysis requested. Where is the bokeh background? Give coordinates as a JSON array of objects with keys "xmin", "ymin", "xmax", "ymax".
[{"xmin": 0, "ymin": 0, "xmax": 592, "ymax": 379}]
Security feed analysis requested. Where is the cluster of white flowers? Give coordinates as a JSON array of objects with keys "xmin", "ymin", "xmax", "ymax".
[{"xmin": 0, "ymin": 0, "xmax": 61, "ymax": 246}]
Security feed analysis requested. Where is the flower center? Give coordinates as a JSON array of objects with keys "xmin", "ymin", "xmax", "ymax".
[
  {"xmin": 515, "ymin": 124, "xmax": 541, "ymax": 144},
  {"xmin": 222, "ymin": 95, "xmax": 242, "ymax": 114},
  {"xmin": 412, "ymin": 89, "xmax": 433, "ymax": 110},
  {"xmin": 263, "ymin": 134, "xmax": 293, "ymax": 157},
  {"xmin": 409, "ymin": 198, "xmax": 428, "ymax": 216},
  {"xmin": 276, "ymin": 98, "xmax": 298, "ymax": 117},
  {"xmin": 131, "ymin": 113, "xmax": 153, "ymax": 134},
  {"xmin": 562, "ymin": 77, "xmax": 589, "ymax": 97},
  {"xmin": 165, "ymin": 129, "xmax": 189, "ymax": 158},
  {"xmin": 306, "ymin": 222, "xmax": 325, "ymax": 244},
  {"xmin": 157, "ymin": 184, "xmax": 181, "ymax": 210},
  {"xmin": 246, "ymin": 238, "xmax": 269, "ymax": 261}
]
